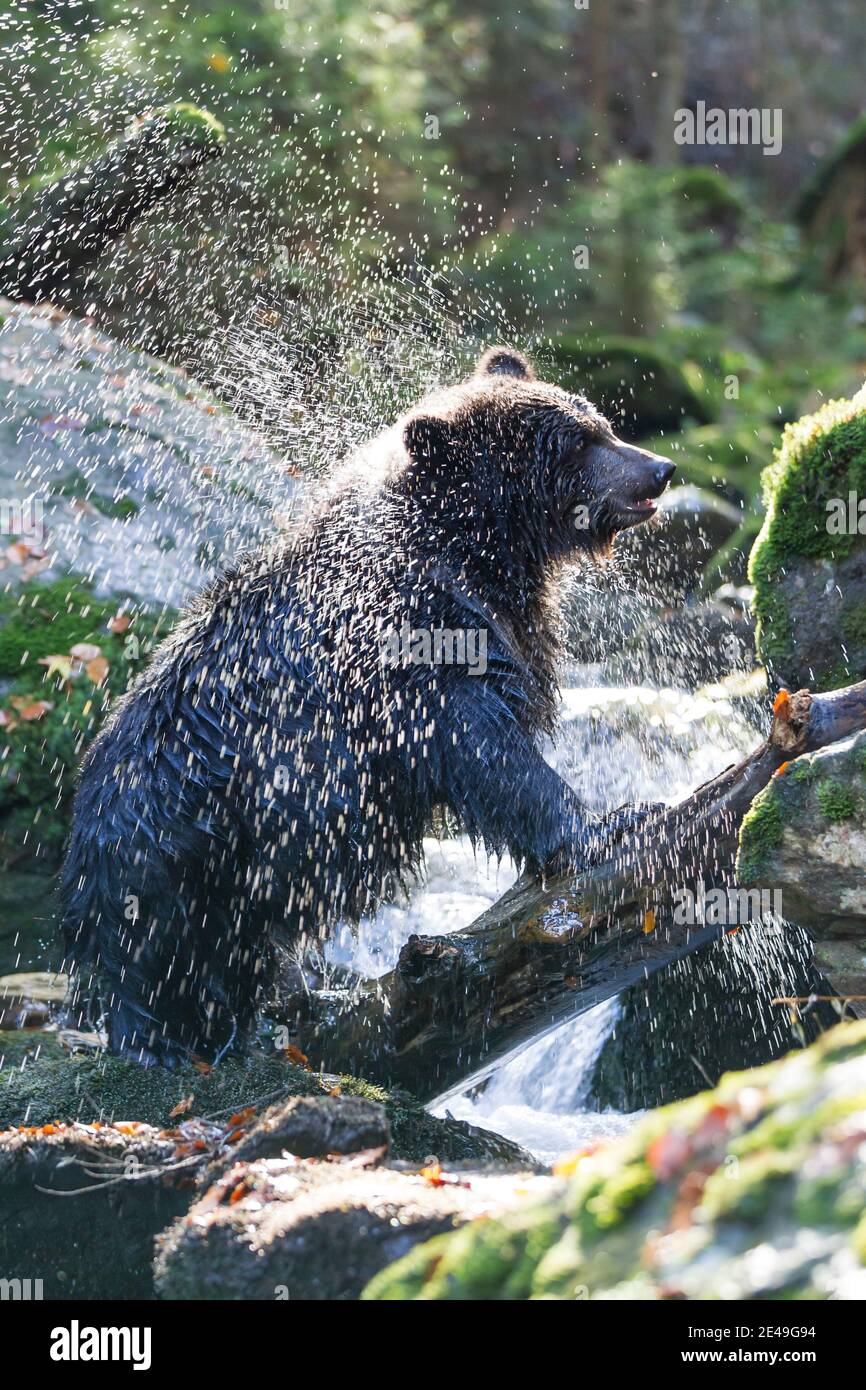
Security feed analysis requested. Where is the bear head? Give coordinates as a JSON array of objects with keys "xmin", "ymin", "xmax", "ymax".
[{"xmin": 399, "ymin": 346, "xmax": 675, "ymax": 568}]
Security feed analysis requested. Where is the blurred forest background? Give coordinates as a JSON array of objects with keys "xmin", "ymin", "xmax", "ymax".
[{"xmin": 1, "ymin": 0, "xmax": 866, "ymax": 525}]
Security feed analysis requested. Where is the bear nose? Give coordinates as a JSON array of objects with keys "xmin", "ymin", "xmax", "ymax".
[{"xmin": 655, "ymin": 459, "xmax": 676, "ymax": 489}]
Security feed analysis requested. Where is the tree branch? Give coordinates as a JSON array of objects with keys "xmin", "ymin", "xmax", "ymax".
[{"xmin": 0, "ymin": 103, "xmax": 225, "ymax": 304}]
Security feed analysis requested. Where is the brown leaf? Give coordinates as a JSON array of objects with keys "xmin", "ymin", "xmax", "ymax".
[
  {"xmin": 86, "ymin": 656, "xmax": 109, "ymax": 686},
  {"xmin": 281, "ymin": 1044, "xmax": 309, "ymax": 1068},
  {"xmin": 169, "ymin": 1095, "xmax": 195, "ymax": 1119},
  {"xmin": 13, "ymin": 700, "xmax": 54, "ymax": 722},
  {"xmin": 108, "ymin": 614, "xmax": 131, "ymax": 635}
]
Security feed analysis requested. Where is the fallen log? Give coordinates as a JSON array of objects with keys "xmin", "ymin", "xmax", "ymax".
[
  {"xmin": 0, "ymin": 102, "xmax": 225, "ymax": 303},
  {"xmin": 282, "ymin": 680, "xmax": 866, "ymax": 1101}
]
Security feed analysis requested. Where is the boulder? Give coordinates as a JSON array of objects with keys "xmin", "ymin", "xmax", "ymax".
[
  {"xmin": 737, "ymin": 728, "xmax": 866, "ymax": 1011},
  {"xmin": 588, "ymin": 922, "xmax": 842, "ymax": 1111},
  {"xmin": 562, "ymin": 485, "xmax": 746, "ymax": 666},
  {"xmin": 0, "ymin": 296, "xmax": 285, "ymax": 607},
  {"xmin": 0, "ymin": 1119, "xmax": 200, "ymax": 1299},
  {"xmin": 156, "ymin": 1153, "xmax": 545, "ymax": 1301},
  {"xmin": 0, "ymin": 297, "xmax": 288, "ymax": 921},
  {"xmin": 749, "ymin": 384, "xmax": 866, "ymax": 689},
  {"xmin": 616, "ymin": 484, "xmax": 744, "ymax": 598},
  {"xmin": 364, "ymin": 1020, "xmax": 866, "ymax": 1300}
]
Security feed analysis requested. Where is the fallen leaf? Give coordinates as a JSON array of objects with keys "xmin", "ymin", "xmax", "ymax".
[
  {"xmin": 773, "ymin": 688, "xmax": 790, "ymax": 719},
  {"xmin": 70, "ymin": 642, "xmax": 101, "ymax": 662},
  {"xmin": 643, "ymin": 908, "xmax": 656, "ymax": 935},
  {"xmin": 13, "ymin": 700, "xmax": 54, "ymax": 721},
  {"xmin": 226, "ymin": 1107, "xmax": 256, "ymax": 1129},
  {"xmin": 86, "ymin": 656, "xmax": 109, "ymax": 686},
  {"xmin": 281, "ymin": 1044, "xmax": 309, "ymax": 1068},
  {"xmin": 38, "ymin": 654, "xmax": 73, "ymax": 680},
  {"xmin": 169, "ymin": 1095, "xmax": 195, "ymax": 1119},
  {"xmin": 647, "ymin": 1130, "xmax": 691, "ymax": 1181},
  {"xmin": 553, "ymin": 1146, "xmax": 599, "ymax": 1177},
  {"xmin": 108, "ymin": 614, "xmax": 131, "ymax": 635}
]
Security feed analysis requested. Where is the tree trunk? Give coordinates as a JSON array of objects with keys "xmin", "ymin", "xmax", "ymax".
[
  {"xmin": 282, "ymin": 681, "xmax": 866, "ymax": 1101},
  {"xmin": 0, "ymin": 103, "xmax": 224, "ymax": 304},
  {"xmin": 647, "ymin": 0, "xmax": 685, "ymax": 164}
]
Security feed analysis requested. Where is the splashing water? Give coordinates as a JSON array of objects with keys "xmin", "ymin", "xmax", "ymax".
[
  {"xmin": 0, "ymin": 15, "xmax": 780, "ymax": 1152},
  {"xmin": 323, "ymin": 679, "xmax": 763, "ymax": 1165}
]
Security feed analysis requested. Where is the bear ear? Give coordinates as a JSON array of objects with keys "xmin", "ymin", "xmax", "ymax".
[{"xmin": 474, "ymin": 346, "xmax": 535, "ymax": 381}]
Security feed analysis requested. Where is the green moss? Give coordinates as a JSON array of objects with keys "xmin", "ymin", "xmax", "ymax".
[
  {"xmin": 154, "ymin": 102, "xmax": 226, "ymax": 148},
  {"xmin": 749, "ymin": 386, "xmax": 866, "ymax": 674},
  {"xmin": 815, "ymin": 778, "xmax": 857, "ymax": 822},
  {"xmin": 731, "ymin": 1093, "xmax": 866, "ymax": 1160},
  {"xmin": 0, "ymin": 578, "xmax": 173, "ymax": 867},
  {"xmin": 0, "ymin": 1050, "xmax": 529, "ymax": 1166},
  {"xmin": 795, "ymin": 1172, "xmax": 866, "ymax": 1228},
  {"xmin": 737, "ymin": 781, "xmax": 784, "ymax": 883},
  {"xmin": 0, "ymin": 578, "xmax": 115, "ymax": 678},
  {"xmin": 0, "ymin": 1051, "xmax": 322, "ymax": 1130},
  {"xmin": 700, "ymin": 1150, "xmax": 796, "ymax": 1223},
  {"xmin": 362, "ymin": 1234, "xmax": 453, "ymax": 1300},
  {"xmin": 579, "ymin": 1160, "xmax": 656, "ymax": 1234},
  {"xmin": 337, "ymin": 1075, "xmax": 530, "ymax": 1165}
]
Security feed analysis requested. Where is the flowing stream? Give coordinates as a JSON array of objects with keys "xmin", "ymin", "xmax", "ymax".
[{"xmin": 328, "ymin": 678, "xmax": 763, "ymax": 1164}]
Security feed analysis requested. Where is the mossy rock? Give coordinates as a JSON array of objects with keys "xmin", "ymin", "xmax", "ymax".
[
  {"xmin": 548, "ymin": 334, "xmax": 716, "ymax": 439},
  {"xmin": 364, "ymin": 1020, "xmax": 866, "ymax": 1300},
  {"xmin": 588, "ymin": 921, "xmax": 840, "ymax": 1112},
  {"xmin": 737, "ymin": 731, "xmax": 866, "ymax": 996},
  {"xmin": 0, "ymin": 1046, "xmax": 532, "ymax": 1167},
  {"xmin": 749, "ymin": 384, "xmax": 866, "ymax": 687}
]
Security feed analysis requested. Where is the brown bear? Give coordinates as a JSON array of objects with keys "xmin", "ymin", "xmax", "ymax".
[{"xmin": 60, "ymin": 346, "xmax": 674, "ymax": 1066}]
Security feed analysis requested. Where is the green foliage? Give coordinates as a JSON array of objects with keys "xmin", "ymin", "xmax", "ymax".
[
  {"xmin": 0, "ymin": 578, "xmax": 116, "ymax": 679},
  {"xmin": 547, "ymin": 333, "xmax": 715, "ymax": 438},
  {"xmin": 0, "ymin": 578, "xmax": 173, "ymax": 867}
]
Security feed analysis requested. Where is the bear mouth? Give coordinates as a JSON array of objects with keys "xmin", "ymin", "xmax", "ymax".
[
  {"xmin": 619, "ymin": 496, "xmax": 659, "ymax": 523},
  {"xmin": 612, "ymin": 474, "xmax": 674, "ymax": 529}
]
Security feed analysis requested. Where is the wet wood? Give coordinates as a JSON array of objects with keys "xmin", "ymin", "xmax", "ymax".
[{"xmin": 0, "ymin": 105, "xmax": 224, "ymax": 303}]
